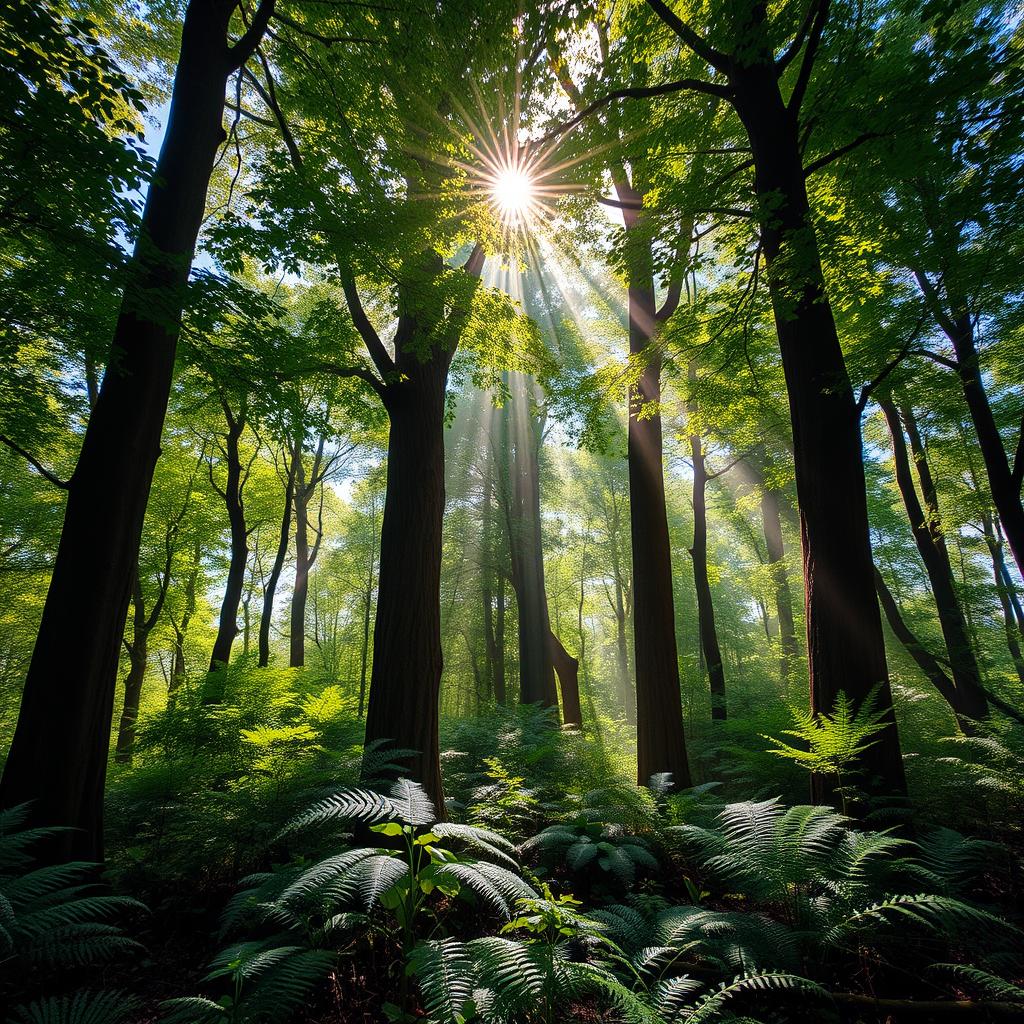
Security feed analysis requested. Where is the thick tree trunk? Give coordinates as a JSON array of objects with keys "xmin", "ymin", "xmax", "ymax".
[
  {"xmin": 207, "ymin": 402, "xmax": 248, "ymax": 687},
  {"xmin": 619, "ymin": 183, "xmax": 691, "ymax": 790},
  {"xmin": 688, "ymin": 366, "xmax": 726, "ymax": 720},
  {"xmin": 760, "ymin": 485, "xmax": 797, "ymax": 682},
  {"xmin": 0, "ymin": 0, "xmax": 255, "ymax": 861},
  {"xmin": 363, "ymin": 362, "xmax": 448, "ymax": 815},
  {"xmin": 258, "ymin": 448, "xmax": 297, "ymax": 667},
  {"xmin": 731, "ymin": 58, "xmax": 906, "ymax": 806},
  {"xmin": 879, "ymin": 398, "xmax": 988, "ymax": 722},
  {"xmin": 549, "ymin": 632, "xmax": 582, "ymax": 727}
]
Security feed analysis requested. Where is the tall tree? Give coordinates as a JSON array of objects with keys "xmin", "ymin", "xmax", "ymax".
[{"xmin": 0, "ymin": 0, "xmax": 275, "ymax": 860}]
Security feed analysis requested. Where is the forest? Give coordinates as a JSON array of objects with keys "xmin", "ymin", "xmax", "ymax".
[{"xmin": 1, "ymin": 0, "xmax": 1024, "ymax": 1021}]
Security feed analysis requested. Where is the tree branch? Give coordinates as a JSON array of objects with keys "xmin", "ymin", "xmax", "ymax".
[
  {"xmin": 804, "ymin": 131, "xmax": 882, "ymax": 176},
  {"xmin": 787, "ymin": 0, "xmax": 830, "ymax": 115},
  {"xmin": 644, "ymin": 0, "xmax": 730, "ymax": 72},
  {"xmin": 0, "ymin": 435, "xmax": 71, "ymax": 489},
  {"xmin": 228, "ymin": 0, "xmax": 276, "ymax": 70},
  {"xmin": 341, "ymin": 276, "xmax": 394, "ymax": 377}
]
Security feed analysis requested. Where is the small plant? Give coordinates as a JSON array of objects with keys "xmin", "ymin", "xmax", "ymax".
[
  {"xmin": 763, "ymin": 686, "xmax": 893, "ymax": 813},
  {"xmin": 522, "ymin": 819, "xmax": 658, "ymax": 892}
]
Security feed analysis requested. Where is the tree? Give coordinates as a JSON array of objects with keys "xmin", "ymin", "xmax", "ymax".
[{"xmin": 0, "ymin": 0, "xmax": 275, "ymax": 861}]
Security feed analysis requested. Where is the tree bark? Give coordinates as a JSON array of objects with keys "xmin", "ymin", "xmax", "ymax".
[
  {"xmin": 760, "ymin": 484, "xmax": 797, "ymax": 682},
  {"xmin": 258, "ymin": 446, "xmax": 297, "ymax": 667},
  {"xmin": 505, "ymin": 382, "xmax": 559, "ymax": 711},
  {"xmin": 728, "ymin": 50, "xmax": 906, "ymax": 806},
  {"xmin": 688, "ymin": 364, "xmax": 727, "ymax": 720},
  {"xmin": 170, "ymin": 536, "xmax": 201, "ymax": 695},
  {"xmin": 357, "ymin": 496, "xmax": 378, "ymax": 718},
  {"xmin": 290, "ymin": 452, "xmax": 310, "ymax": 668},
  {"xmin": 363, "ymin": 359, "xmax": 449, "ymax": 815},
  {"xmin": 207, "ymin": 398, "xmax": 249, "ymax": 691},
  {"xmin": 0, "ymin": 0, "xmax": 269, "ymax": 862},
  {"xmin": 879, "ymin": 398, "xmax": 988, "ymax": 722},
  {"xmin": 618, "ymin": 181, "xmax": 691, "ymax": 790}
]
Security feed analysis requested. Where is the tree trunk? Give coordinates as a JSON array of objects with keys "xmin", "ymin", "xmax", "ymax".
[
  {"xmin": 114, "ymin": 575, "xmax": 148, "ymax": 765},
  {"xmin": 760, "ymin": 485, "xmax": 797, "ymax": 682},
  {"xmin": 494, "ymin": 574, "xmax": 507, "ymax": 705},
  {"xmin": 688, "ymin": 364, "xmax": 726, "ymax": 720},
  {"xmin": 290, "ymin": 452, "xmax": 310, "ymax": 668},
  {"xmin": 982, "ymin": 513, "xmax": 1024, "ymax": 686},
  {"xmin": 363, "ymin": 362, "xmax": 448, "ymax": 815},
  {"xmin": 946, "ymin": 315, "xmax": 1024, "ymax": 577},
  {"xmin": 506, "ymin": 383, "xmax": 559, "ymax": 711},
  {"xmin": 730, "ymin": 55, "xmax": 906, "ymax": 806},
  {"xmin": 619, "ymin": 184, "xmax": 691, "ymax": 790},
  {"xmin": 207, "ymin": 401, "xmax": 248, "ymax": 689},
  {"xmin": 170, "ymin": 536, "xmax": 201, "ymax": 695},
  {"xmin": 0, "ymin": 0, "xmax": 258, "ymax": 861},
  {"xmin": 879, "ymin": 398, "xmax": 988, "ymax": 722},
  {"xmin": 258, "ymin": 447, "xmax": 297, "ymax": 667},
  {"xmin": 549, "ymin": 632, "xmax": 582, "ymax": 727}
]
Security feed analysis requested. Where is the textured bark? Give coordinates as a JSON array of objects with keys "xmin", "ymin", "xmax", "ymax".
[
  {"xmin": 688, "ymin": 364, "xmax": 726, "ymax": 720},
  {"xmin": 258, "ymin": 447, "xmax": 297, "ymax": 667},
  {"xmin": 363, "ymin": 359, "xmax": 448, "ymax": 814},
  {"xmin": 760, "ymin": 485, "xmax": 797, "ymax": 681},
  {"xmin": 879, "ymin": 398, "xmax": 988, "ymax": 722},
  {"xmin": 728, "ymin": 45, "xmax": 906, "ymax": 805},
  {"xmin": 618, "ymin": 179, "xmax": 691, "ymax": 790},
  {"xmin": 0, "ymin": 0, "xmax": 265, "ymax": 862}
]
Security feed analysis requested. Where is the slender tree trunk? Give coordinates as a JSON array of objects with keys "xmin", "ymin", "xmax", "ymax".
[
  {"xmin": 982, "ymin": 513, "xmax": 1024, "ymax": 686},
  {"xmin": 358, "ymin": 507, "xmax": 377, "ymax": 718},
  {"xmin": 688, "ymin": 364, "xmax": 726, "ymax": 720},
  {"xmin": 878, "ymin": 398, "xmax": 988, "ymax": 722},
  {"xmin": 207, "ymin": 401, "xmax": 248, "ymax": 690},
  {"xmin": 730, "ymin": 53, "xmax": 906, "ymax": 806},
  {"xmin": 114, "ymin": 576, "xmax": 148, "ymax": 765},
  {"xmin": 760, "ymin": 485, "xmax": 797, "ymax": 682},
  {"xmin": 363, "ymin": 361, "xmax": 448, "ymax": 815},
  {"xmin": 494, "ymin": 574, "xmax": 507, "ymax": 705},
  {"xmin": 0, "ymin": 0, "xmax": 267, "ymax": 862},
  {"xmin": 290, "ymin": 453, "xmax": 310, "ymax": 668},
  {"xmin": 171, "ymin": 536, "xmax": 201, "ymax": 694},
  {"xmin": 945, "ymin": 315, "xmax": 1024, "ymax": 577},
  {"xmin": 258, "ymin": 447, "xmax": 297, "ymax": 667}
]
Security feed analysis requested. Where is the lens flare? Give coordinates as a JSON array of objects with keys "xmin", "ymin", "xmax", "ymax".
[{"xmin": 491, "ymin": 168, "xmax": 535, "ymax": 219}]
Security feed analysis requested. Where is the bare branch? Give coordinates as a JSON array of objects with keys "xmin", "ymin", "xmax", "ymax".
[
  {"xmin": 0, "ymin": 435, "xmax": 71, "ymax": 489},
  {"xmin": 787, "ymin": 0, "xmax": 830, "ymax": 115},
  {"xmin": 228, "ymin": 0, "xmax": 276, "ymax": 70},
  {"xmin": 645, "ymin": 0, "xmax": 730, "ymax": 72}
]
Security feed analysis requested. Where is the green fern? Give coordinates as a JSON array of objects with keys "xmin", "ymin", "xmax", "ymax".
[{"xmin": 6, "ymin": 990, "xmax": 139, "ymax": 1024}]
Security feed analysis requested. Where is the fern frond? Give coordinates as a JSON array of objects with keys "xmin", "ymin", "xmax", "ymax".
[
  {"xmin": 388, "ymin": 779, "xmax": 436, "ymax": 826},
  {"xmin": 929, "ymin": 964, "xmax": 1024, "ymax": 1003},
  {"xmin": 277, "ymin": 788, "xmax": 396, "ymax": 835},
  {"xmin": 9, "ymin": 990, "xmax": 139, "ymax": 1024},
  {"xmin": 409, "ymin": 938, "xmax": 476, "ymax": 1022}
]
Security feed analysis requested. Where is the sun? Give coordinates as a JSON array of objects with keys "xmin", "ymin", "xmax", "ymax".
[{"xmin": 491, "ymin": 167, "xmax": 535, "ymax": 220}]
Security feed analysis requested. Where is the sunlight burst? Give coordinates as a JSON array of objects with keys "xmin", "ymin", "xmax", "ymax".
[{"xmin": 491, "ymin": 167, "xmax": 535, "ymax": 220}]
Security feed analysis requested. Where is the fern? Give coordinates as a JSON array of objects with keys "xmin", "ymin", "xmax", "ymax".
[
  {"xmin": 408, "ymin": 939, "xmax": 476, "ymax": 1023},
  {"xmin": 7, "ymin": 990, "xmax": 139, "ymax": 1024}
]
